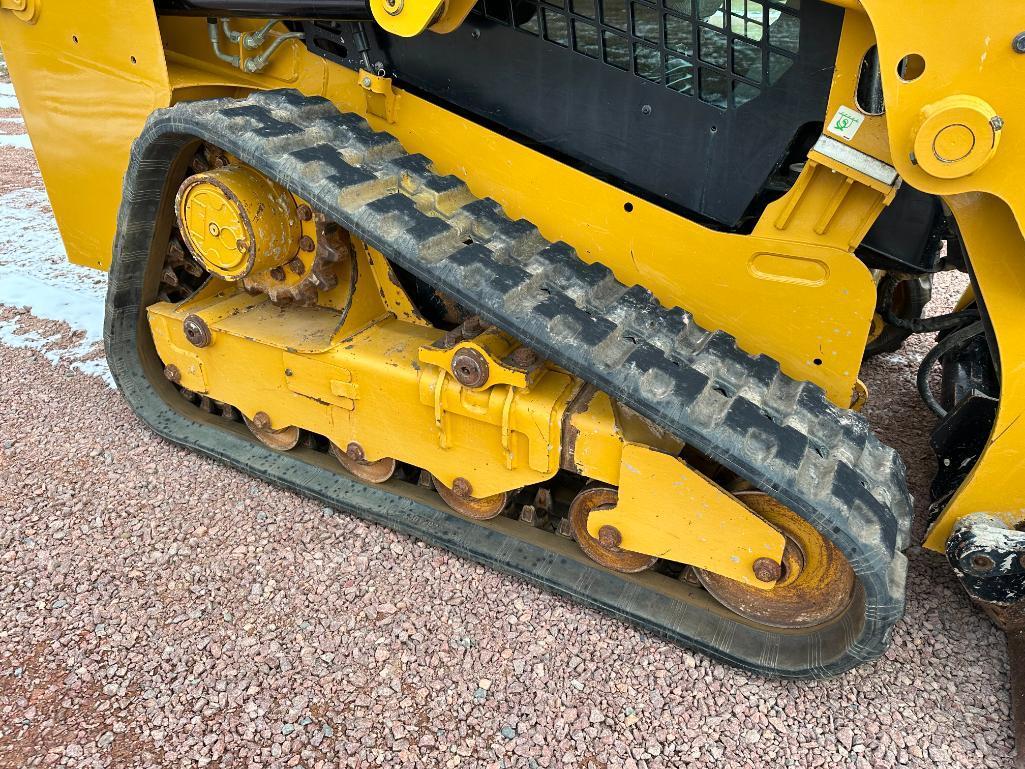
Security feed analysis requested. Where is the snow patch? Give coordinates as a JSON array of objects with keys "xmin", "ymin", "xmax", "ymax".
[
  {"xmin": 0, "ymin": 133, "xmax": 31, "ymax": 149},
  {"xmin": 0, "ymin": 187, "xmax": 112, "ymax": 386},
  {"xmin": 0, "ymin": 84, "xmax": 17, "ymax": 109}
]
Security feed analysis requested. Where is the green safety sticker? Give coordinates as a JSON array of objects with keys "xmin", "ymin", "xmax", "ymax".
[{"xmin": 827, "ymin": 106, "xmax": 864, "ymax": 141}]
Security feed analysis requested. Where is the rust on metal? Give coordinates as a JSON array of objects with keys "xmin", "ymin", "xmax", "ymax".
[
  {"xmin": 452, "ymin": 477, "xmax": 472, "ymax": 498},
  {"xmin": 569, "ymin": 486, "xmax": 657, "ymax": 573},
  {"xmin": 696, "ymin": 492, "xmax": 855, "ymax": 629},
  {"xmin": 434, "ymin": 477, "xmax": 509, "ymax": 520},
  {"xmin": 753, "ymin": 556, "xmax": 783, "ymax": 583},
  {"xmin": 244, "ymin": 414, "xmax": 301, "ymax": 451},
  {"xmin": 183, "ymin": 314, "xmax": 212, "ymax": 348},
  {"xmin": 509, "ymin": 346, "xmax": 538, "ymax": 368},
  {"xmin": 163, "ymin": 364, "xmax": 181, "ymax": 384},
  {"xmin": 329, "ymin": 442, "xmax": 397, "ymax": 483},
  {"xmin": 451, "ymin": 348, "xmax": 489, "ymax": 388}
]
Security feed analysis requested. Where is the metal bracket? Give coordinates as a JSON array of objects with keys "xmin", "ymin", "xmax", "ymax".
[
  {"xmin": 946, "ymin": 513, "xmax": 1025, "ymax": 604},
  {"xmin": 358, "ymin": 69, "xmax": 397, "ymax": 123}
]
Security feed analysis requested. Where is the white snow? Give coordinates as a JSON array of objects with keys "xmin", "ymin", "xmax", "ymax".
[
  {"xmin": 0, "ymin": 187, "xmax": 112, "ymax": 385},
  {"xmin": 0, "ymin": 133, "xmax": 31, "ymax": 149},
  {"xmin": 0, "ymin": 84, "xmax": 17, "ymax": 109}
]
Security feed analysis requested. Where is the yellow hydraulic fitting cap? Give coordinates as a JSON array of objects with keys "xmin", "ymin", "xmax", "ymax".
[
  {"xmin": 912, "ymin": 95, "xmax": 1002, "ymax": 180},
  {"xmin": 176, "ymin": 164, "xmax": 301, "ymax": 280}
]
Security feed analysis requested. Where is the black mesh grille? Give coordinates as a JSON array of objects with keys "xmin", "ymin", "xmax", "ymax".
[{"xmin": 473, "ymin": 0, "xmax": 802, "ymax": 109}]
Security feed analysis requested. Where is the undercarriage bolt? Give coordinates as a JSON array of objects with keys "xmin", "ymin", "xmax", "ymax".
[
  {"xmin": 183, "ymin": 315, "xmax": 212, "ymax": 348},
  {"xmin": 299, "ymin": 235, "xmax": 315, "ymax": 252},
  {"xmin": 597, "ymin": 525, "xmax": 623, "ymax": 550},
  {"xmin": 252, "ymin": 411, "xmax": 272, "ymax": 430},
  {"xmin": 269, "ymin": 267, "xmax": 286, "ymax": 281},
  {"xmin": 288, "ymin": 258, "xmax": 306, "ymax": 276},
  {"xmin": 461, "ymin": 316, "xmax": 485, "ymax": 338},
  {"xmin": 753, "ymin": 557, "xmax": 783, "ymax": 583},
  {"xmin": 346, "ymin": 442, "xmax": 365, "ymax": 462},
  {"xmin": 451, "ymin": 348, "xmax": 489, "ymax": 388},
  {"xmin": 297, "ymin": 204, "xmax": 313, "ymax": 221},
  {"xmin": 163, "ymin": 364, "xmax": 181, "ymax": 384},
  {"xmin": 452, "ymin": 477, "xmax": 473, "ymax": 498},
  {"xmin": 509, "ymin": 346, "xmax": 538, "ymax": 368}
]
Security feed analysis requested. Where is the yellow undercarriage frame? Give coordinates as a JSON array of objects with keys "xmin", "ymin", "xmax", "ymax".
[{"xmin": 147, "ymin": 165, "xmax": 786, "ymax": 588}]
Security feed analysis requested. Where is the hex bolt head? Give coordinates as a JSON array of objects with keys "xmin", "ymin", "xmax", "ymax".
[
  {"xmin": 597, "ymin": 525, "xmax": 623, "ymax": 550},
  {"xmin": 509, "ymin": 346, "xmax": 538, "ymax": 367},
  {"xmin": 269, "ymin": 267, "xmax": 286, "ymax": 281},
  {"xmin": 452, "ymin": 477, "xmax": 473, "ymax": 498},
  {"xmin": 163, "ymin": 364, "xmax": 181, "ymax": 384},
  {"xmin": 252, "ymin": 411, "xmax": 272, "ymax": 430},
  {"xmin": 299, "ymin": 235, "xmax": 315, "ymax": 252},
  {"xmin": 297, "ymin": 204, "xmax": 313, "ymax": 221},
  {"xmin": 182, "ymin": 315, "xmax": 212, "ymax": 348},
  {"xmin": 346, "ymin": 442, "xmax": 365, "ymax": 462},
  {"xmin": 753, "ymin": 557, "xmax": 783, "ymax": 583},
  {"xmin": 1014, "ymin": 32, "xmax": 1025, "ymax": 53}
]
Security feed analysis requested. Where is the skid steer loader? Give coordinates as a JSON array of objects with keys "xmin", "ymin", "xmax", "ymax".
[{"xmin": 2, "ymin": 0, "xmax": 1023, "ymax": 758}]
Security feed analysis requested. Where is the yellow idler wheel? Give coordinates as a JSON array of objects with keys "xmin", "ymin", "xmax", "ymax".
[
  {"xmin": 695, "ymin": 492, "xmax": 856, "ymax": 629},
  {"xmin": 434, "ymin": 476, "xmax": 509, "ymax": 520},
  {"xmin": 176, "ymin": 164, "xmax": 301, "ymax": 281},
  {"xmin": 244, "ymin": 412, "xmax": 300, "ymax": 452},
  {"xmin": 330, "ymin": 442, "xmax": 397, "ymax": 484},
  {"xmin": 569, "ymin": 486, "xmax": 657, "ymax": 574}
]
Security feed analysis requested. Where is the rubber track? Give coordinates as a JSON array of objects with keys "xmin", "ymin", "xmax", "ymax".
[{"xmin": 106, "ymin": 89, "xmax": 912, "ymax": 677}]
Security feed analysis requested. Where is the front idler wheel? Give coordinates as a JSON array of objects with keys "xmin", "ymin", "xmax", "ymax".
[{"xmin": 695, "ymin": 492, "xmax": 856, "ymax": 629}]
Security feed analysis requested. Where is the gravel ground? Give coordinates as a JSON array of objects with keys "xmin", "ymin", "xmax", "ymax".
[{"xmin": 0, "ymin": 75, "xmax": 1015, "ymax": 768}]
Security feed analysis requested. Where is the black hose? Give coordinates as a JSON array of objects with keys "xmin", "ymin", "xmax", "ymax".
[
  {"xmin": 880, "ymin": 274, "xmax": 979, "ymax": 333},
  {"xmin": 917, "ymin": 320, "xmax": 986, "ymax": 418}
]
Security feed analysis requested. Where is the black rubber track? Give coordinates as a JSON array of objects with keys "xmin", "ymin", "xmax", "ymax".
[{"xmin": 106, "ymin": 89, "xmax": 912, "ymax": 677}]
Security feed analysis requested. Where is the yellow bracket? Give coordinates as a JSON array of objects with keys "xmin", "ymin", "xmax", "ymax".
[
  {"xmin": 369, "ymin": 0, "xmax": 476, "ymax": 37},
  {"xmin": 587, "ymin": 444, "xmax": 787, "ymax": 588},
  {"xmin": 419, "ymin": 329, "xmax": 539, "ymax": 391},
  {"xmin": 358, "ymin": 69, "xmax": 397, "ymax": 124}
]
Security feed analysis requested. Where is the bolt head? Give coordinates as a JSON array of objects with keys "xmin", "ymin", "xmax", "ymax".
[
  {"xmin": 297, "ymin": 204, "xmax": 313, "ymax": 221},
  {"xmin": 299, "ymin": 235, "xmax": 315, "ymax": 252},
  {"xmin": 753, "ymin": 557, "xmax": 783, "ymax": 583},
  {"xmin": 252, "ymin": 411, "xmax": 271, "ymax": 430},
  {"xmin": 451, "ymin": 348, "xmax": 490, "ymax": 388},
  {"xmin": 163, "ymin": 364, "xmax": 181, "ymax": 384},
  {"xmin": 361, "ymin": 77, "xmax": 372, "ymax": 88},
  {"xmin": 597, "ymin": 525, "xmax": 622, "ymax": 550},
  {"xmin": 452, "ymin": 477, "xmax": 473, "ymax": 498},
  {"xmin": 1014, "ymin": 32, "xmax": 1025, "ymax": 53},
  {"xmin": 182, "ymin": 315, "xmax": 212, "ymax": 348},
  {"xmin": 346, "ymin": 442, "xmax": 365, "ymax": 462}
]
